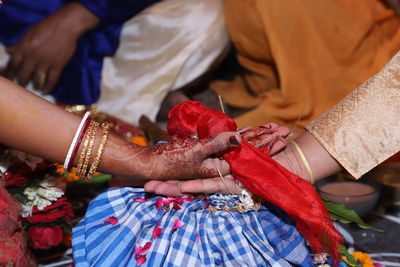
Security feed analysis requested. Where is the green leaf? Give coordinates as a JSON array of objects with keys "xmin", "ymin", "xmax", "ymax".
[
  {"xmin": 322, "ymin": 197, "xmax": 383, "ymax": 232},
  {"xmin": 340, "ymin": 245, "xmax": 362, "ymax": 267}
]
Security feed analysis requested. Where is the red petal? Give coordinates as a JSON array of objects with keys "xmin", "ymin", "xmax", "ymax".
[
  {"xmin": 172, "ymin": 219, "xmax": 184, "ymax": 230},
  {"xmin": 135, "ymin": 255, "xmax": 146, "ymax": 266},
  {"xmin": 135, "ymin": 242, "xmax": 152, "ymax": 256},
  {"xmin": 152, "ymin": 227, "xmax": 162, "ymax": 239},
  {"xmin": 132, "ymin": 197, "xmax": 146, "ymax": 203},
  {"xmin": 103, "ymin": 216, "xmax": 118, "ymax": 225},
  {"xmin": 172, "ymin": 202, "xmax": 182, "ymax": 210},
  {"xmin": 155, "ymin": 198, "xmax": 164, "ymax": 210},
  {"xmin": 142, "ymin": 242, "xmax": 152, "ymax": 254}
]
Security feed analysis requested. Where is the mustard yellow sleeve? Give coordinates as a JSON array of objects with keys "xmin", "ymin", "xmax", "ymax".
[{"xmin": 306, "ymin": 52, "xmax": 400, "ymax": 178}]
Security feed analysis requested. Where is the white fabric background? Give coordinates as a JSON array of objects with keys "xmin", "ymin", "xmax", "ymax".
[{"xmin": 0, "ymin": 0, "xmax": 229, "ymax": 124}]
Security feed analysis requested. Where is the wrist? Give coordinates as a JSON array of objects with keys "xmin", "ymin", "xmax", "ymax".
[
  {"xmin": 292, "ymin": 131, "xmax": 342, "ymax": 182},
  {"xmin": 56, "ymin": 3, "xmax": 99, "ymax": 39},
  {"xmin": 272, "ymin": 145, "xmax": 311, "ymax": 182},
  {"xmin": 97, "ymin": 135, "xmax": 151, "ymax": 180}
]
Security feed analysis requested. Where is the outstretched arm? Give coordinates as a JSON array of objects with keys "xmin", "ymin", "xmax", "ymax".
[{"xmin": 0, "ymin": 77, "xmax": 241, "ymax": 181}]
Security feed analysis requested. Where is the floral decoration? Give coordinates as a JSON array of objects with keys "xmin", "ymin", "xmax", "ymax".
[
  {"xmin": 1, "ymin": 148, "xmax": 73, "ymax": 252},
  {"xmin": 351, "ymin": 251, "xmax": 375, "ymax": 267}
]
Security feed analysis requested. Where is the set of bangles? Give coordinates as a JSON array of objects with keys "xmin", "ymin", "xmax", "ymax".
[{"xmin": 63, "ymin": 111, "xmax": 111, "ymax": 182}]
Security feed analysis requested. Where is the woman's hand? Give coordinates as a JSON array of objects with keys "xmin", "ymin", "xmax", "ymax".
[
  {"xmin": 144, "ymin": 123, "xmax": 290, "ymax": 196},
  {"xmin": 4, "ymin": 3, "xmax": 99, "ymax": 93},
  {"xmin": 106, "ymin": 131, "xmax": 243, "ymax": 183},
  {"xmin": 145, "ymin": 132, "xmax": 242, "ymax": 180},
  {"xmin": 239, "ymin": 122, "xmax": 289, "ymax": 153}
]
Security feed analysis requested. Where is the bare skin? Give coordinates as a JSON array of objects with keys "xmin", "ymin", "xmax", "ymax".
[
  {"xmin": 145, "ymin": 124, "xmax": 343, "ymax": 196},
  {"xmin": 144, "ymin": 123, "xmax": 291, "ymax": 195},
  {"xmin": 0, "ymin": 77, "xmax": 242, "ymax": 181},
  {"xmin": 3, "ymin": 3, "xmax": 99, "ymax": 93}
]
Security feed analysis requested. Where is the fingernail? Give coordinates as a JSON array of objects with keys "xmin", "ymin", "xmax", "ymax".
[{"xmin": 229, "ymin": 136, "xmax": 240, "ymax": 146}]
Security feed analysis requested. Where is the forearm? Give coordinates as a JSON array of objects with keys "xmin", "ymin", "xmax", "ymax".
[
  {"xmin": 272, "ymin": 130, "xmax": 341, "ymax": 183},
  {"xmin": 292, "ymin": 131, "xmax": 341, "ymax": 181},
  {"xmin": 51, "ymin": 2, "xmax": 99, "ymax": 39},
  {"xmin": 306, "ymin": 52, "xmax": 400, "ymax": 178},
  {"xmin": 0, "ymin": 77, "xmax": 145, "ymax": 178},
  {"xmin": 0, "ymin": 77, "xmax": 79, "ymax": 161}
]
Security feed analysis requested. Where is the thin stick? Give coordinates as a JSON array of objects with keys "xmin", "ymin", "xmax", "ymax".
[
  {"xmin": 213, "ymin": 159, "xmax": 235, "ymax": 195},
  {"xmin": 215, "ymin": 95, "xmax": 236, "ymax": 195},
  {"xmin": 288, "ymin": 95, "xmax": 307, "ymax": 136},
  {"xmin": 217, "ymin": 94, "xmax": 225, "ymax": 114}
]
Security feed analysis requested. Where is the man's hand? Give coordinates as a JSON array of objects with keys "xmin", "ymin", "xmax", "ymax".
[{"xmin": 4, "ymin": 3, "xmax": 99, "ymax": 93}]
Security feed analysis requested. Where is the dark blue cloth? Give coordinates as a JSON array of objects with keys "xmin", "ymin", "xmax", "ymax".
[{"xmin": 0, "ymin": 0, "xmax": 161, "ymax": 104}]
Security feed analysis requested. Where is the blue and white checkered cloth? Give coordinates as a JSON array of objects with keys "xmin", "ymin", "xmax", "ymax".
[{"xmin": 72, "ymin": 187, "xmax": 314, "ymax": 267}]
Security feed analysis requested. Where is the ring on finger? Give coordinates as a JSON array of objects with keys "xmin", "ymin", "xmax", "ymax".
[{"xmin": 35, "ymin": 71, "xmax": 47, "ymax": 89}]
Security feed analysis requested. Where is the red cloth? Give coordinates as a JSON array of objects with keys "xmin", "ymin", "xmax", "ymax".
[
  {"xmin": 167, "ymin": 101, "xmax": 342, "ymax": 260},
  {"xmin": 0, "ymin": 173, "xmax": 36, "ymax": 266}
]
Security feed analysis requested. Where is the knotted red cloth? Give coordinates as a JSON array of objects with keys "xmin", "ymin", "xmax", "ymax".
[{"xmin": 167, "ymin": 101, "xmax": 342, "ymax": 260}]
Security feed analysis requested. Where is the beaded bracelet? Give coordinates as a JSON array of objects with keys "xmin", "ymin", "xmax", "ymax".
[{"xmin": 63, "ymin": 111, "xmax": 92, "ymax": 171}]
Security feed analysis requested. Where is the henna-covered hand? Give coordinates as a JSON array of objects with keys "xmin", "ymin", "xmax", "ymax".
[
  {"xmin": 144, "ymin": 123, "xmax": 291, "ymax": 196},
  {"xmin": 239, "ymin": 122, "xmax": 289, "ymax": 153},
  {"xmin": 118, "ymin": 131, "xmax": 241, "ymax": 181}
]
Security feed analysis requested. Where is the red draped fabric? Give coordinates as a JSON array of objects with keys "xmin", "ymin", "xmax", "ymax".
[{"xmin": 167, "ymin": 101, "xmax": 342, "ymax": 260}]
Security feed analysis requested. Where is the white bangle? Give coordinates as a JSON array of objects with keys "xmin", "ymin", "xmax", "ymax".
[{"xmin": 63, "ymin": 111, "xmax": 92, "ymax": 170}]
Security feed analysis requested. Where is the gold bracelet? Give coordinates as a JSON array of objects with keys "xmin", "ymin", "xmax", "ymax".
[
  {"xmin": 76, "ymin": 120, "xmax": 95, "ymax": 176},
  {"xmin": 291, "ymin": 141, "xmax": 315, "ymax": 184},
  {"xmin": 79, "ymin": 121, "xmax": 99, "ymax": 178},
  {"xmin": 84, "ymin": 122, "xmax": 111, "ymax": 182}
]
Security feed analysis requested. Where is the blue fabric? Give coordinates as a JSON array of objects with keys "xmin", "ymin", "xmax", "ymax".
[
  {"xmin": 72, "ymin": 187, "xmax": 315, "ymax": 267},
  {"xmin": 0, "ymin": 0, "xmax": 160, "ymax": 104}
]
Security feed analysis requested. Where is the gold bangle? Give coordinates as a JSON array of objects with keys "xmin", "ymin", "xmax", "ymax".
[
  {"xmin": 76, "ymin": 120, "xmax": 95, "ymax": 176},
  {"xmin": 291, "ymin": 141, "xmax": 314, "ymax": 184},
  {"xmin": 84, "ymin": 122, "xmax": 111, "ymax": 182},
  {"xmin": 80, "ymin": 121, "xmax": 99, "ymax": 178}
]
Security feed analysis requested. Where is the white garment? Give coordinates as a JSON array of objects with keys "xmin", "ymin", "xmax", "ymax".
[
  {"xmin": 0, "ymin": 0, "xmax": 229, "ymax": 124},
  {"xmin": 98, "ymin": 0, "xmax": 228, "ymax": 124}
]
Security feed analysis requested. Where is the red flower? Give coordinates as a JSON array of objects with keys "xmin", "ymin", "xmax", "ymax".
[
  {"xmin": 27, "ymin": 225, "xmax": 64, "ymax": 250},
  {"xmin": 26, "ymin": 198, "xmax": 73, "ymax": 224},
  {"xmin": 5, "ymin": 163, "xmax": 32, "ymax": 187}
]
